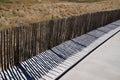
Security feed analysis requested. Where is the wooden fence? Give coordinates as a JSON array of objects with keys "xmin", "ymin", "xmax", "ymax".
[{"xmin": 0, "ymin": 9, "xmax": 120, "ymax": 71}]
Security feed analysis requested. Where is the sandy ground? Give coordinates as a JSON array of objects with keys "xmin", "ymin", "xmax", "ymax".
[{"xmin": 0, "ymin": 0, "xmax": 120, "ymax": 29}]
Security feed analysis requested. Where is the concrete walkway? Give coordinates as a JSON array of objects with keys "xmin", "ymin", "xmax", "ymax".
[{"xmin": 60, "ymin": 32, "xmax": 120, "ymax": 80}]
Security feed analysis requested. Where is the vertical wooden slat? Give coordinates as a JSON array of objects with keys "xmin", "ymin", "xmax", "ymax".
[
  {"xmin": 48, "ymin": 20, "xmax": 54, "ymax": 48},
  {"xmin": 31, "ymin": 26, "xmax": 34, "ymax": 56},
  {"xmin": 30, "ymin": 26, "xmax": 32, "ymax": 57},
  {"xmin": 6, "ymin": 29, "xmax": 9, "ymax": 68},
  {"xmin": 0, "ymin": 31, "xmax": 2, "ymax": 71},
  {"xmin": 27, "ymin": 26, "xmax": 30, "ymax": 58},
  {"xmin": 25, "ymin": 26, "xmax": 28, "ymax": 60},
  {"xmin": 9, "ymin": 29, "xmax": 12, "ymax": 67},
  {"xmin": 39, "ymin": 23, "xmax": 42, "ymax": 52},
  {"xmin": 21, "ymin": 26, "xmax": 25, "ymax": 61},
  {"xmin": 34, "ymin": 26, "xmax": 37, "ymax": 56},
  {"xmin": 12, "ymin": 28, "xmax": 15, "ymax": 66},
  {"xmin": 24, "ymin": 26, "xmax": 28, "ymax": 60},
  {"xmin": 14, "ymin": 28, "xmax": 19, "ymax": 64},
  {"xmin": 3, "ymin": 30, "xmax": 6, "ymax": 70}
]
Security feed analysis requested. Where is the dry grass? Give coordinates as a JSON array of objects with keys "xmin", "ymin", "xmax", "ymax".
[{"xmin": 0, "ymin": 0, "xmax": 120, "ymax": 28}]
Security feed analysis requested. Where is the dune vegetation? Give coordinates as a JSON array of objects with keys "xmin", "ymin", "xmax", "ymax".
[{"xmin": 0, "ymin": 0, "xmax": 120, "ymax": 29}]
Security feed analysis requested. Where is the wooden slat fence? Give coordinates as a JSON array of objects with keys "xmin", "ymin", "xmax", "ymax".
[{"xmin": 0, "ymin": 9, "xmax": 120, "ymax": 71}]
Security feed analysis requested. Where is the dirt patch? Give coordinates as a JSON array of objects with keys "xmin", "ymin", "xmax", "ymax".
[{"xmin": 0, "ymin": 0, "xmax": 120, "ymax": 29}]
